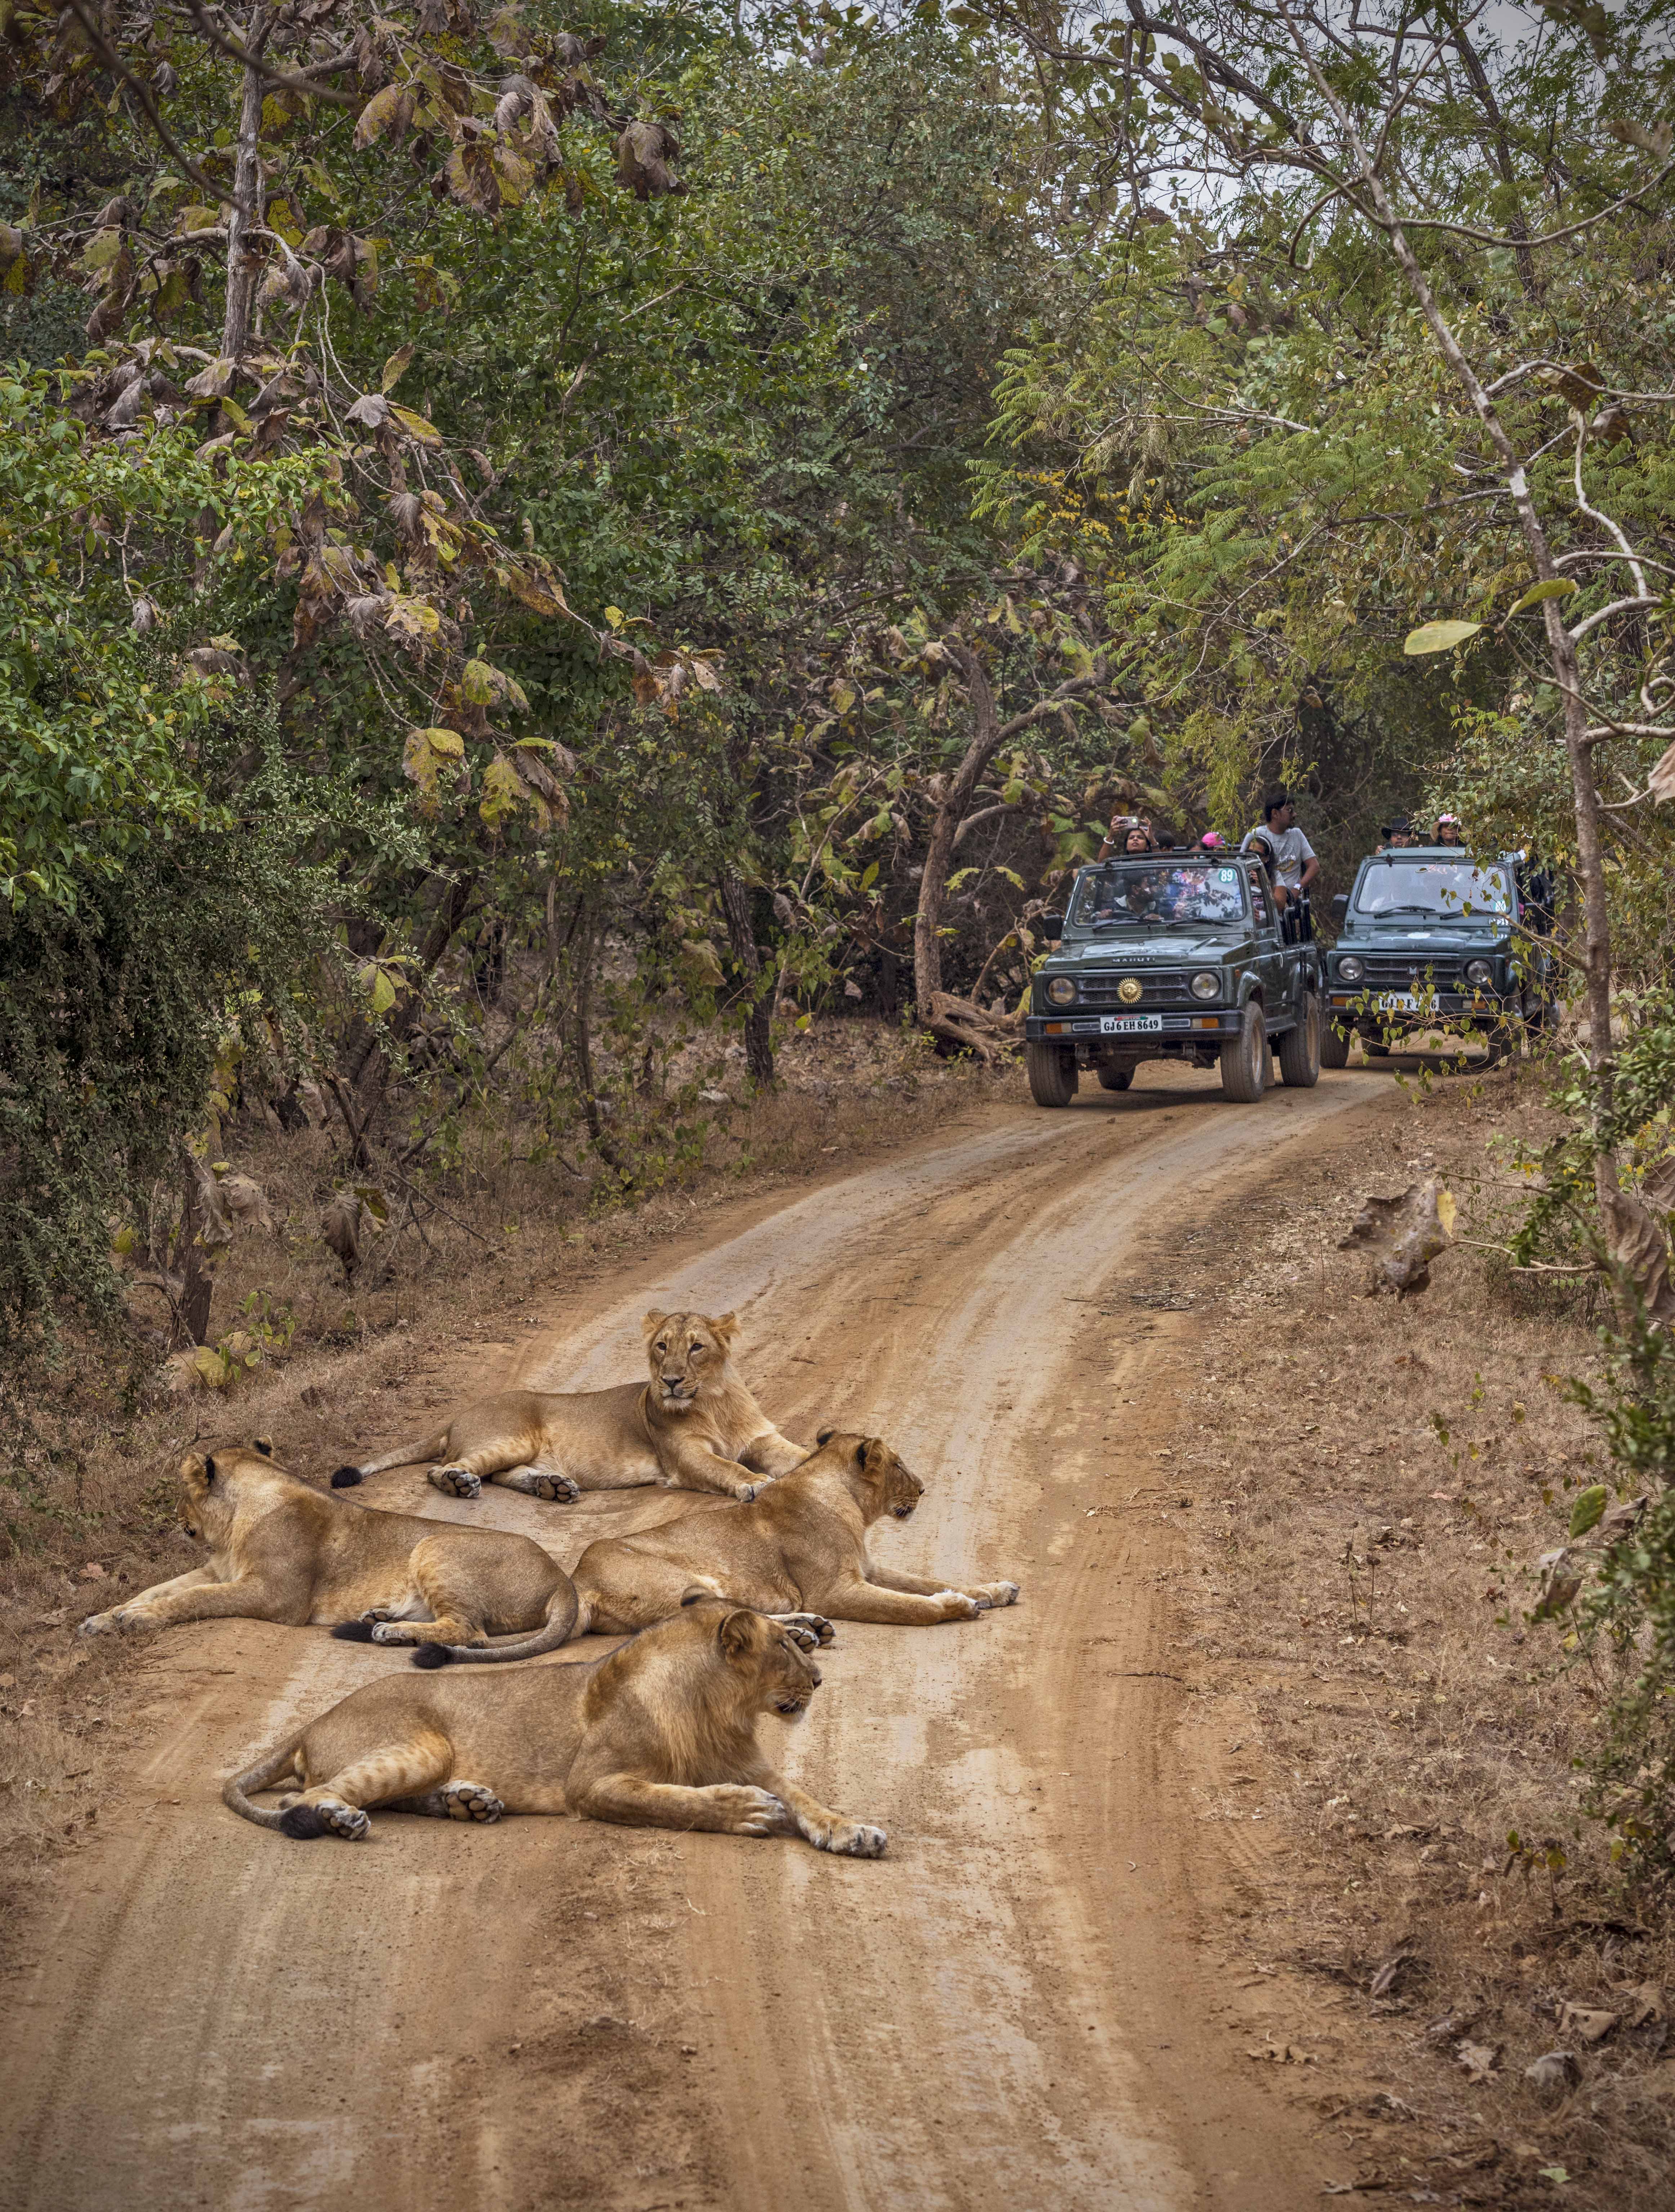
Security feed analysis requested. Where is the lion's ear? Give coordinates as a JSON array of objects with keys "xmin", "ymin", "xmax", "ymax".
[
  {"xmin": 710, "ymin": 1310, "xmax": 739, "ymax": 1345},
  {"xmin": 252, "ymin": 1435, "xmax": 273, "ymax": 1458},
  {"xmin": 717, "ymin": 1609, "xmax": 758, "ymax": 1660},
  {"xmin": 180, "ymin": 1453, "xmax": 208, "ymax": 1487},
  {"xmin": 816, "ymin": 1428, "xmax": 834, "ymax": 1447},
  {"xmin": 642, "ymin": 1309, "xmax": 669, "ymax": 1340}
]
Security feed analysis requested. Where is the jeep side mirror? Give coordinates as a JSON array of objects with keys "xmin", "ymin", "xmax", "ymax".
[
  {"xmin": 1039, "ymin": 912, "xmax": 1063, "ymax": 943},
  {"xmin": 1331, "ymin": 893, "xmax": 1349, "ymax": 922}
]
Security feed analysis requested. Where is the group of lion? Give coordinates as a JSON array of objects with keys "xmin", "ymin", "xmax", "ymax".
[{"xmin": 85, "ymin": 1309, "xmax": 1019, "ymax": 1860}]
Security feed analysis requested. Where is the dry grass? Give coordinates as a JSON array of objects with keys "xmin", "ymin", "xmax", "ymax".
[
  {"xmin": 1163, "ymin": 1059, "xmax": 1674, "ymax": 2208},
  {"xmin": 0, "ymin": 1018, "xmax": 1009, "ymax": 1927}
]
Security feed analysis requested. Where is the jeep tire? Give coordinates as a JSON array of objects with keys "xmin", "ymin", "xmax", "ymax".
[
  {"xmin": 1278, "ymin": 992, "xmax": 1322, "ymax": 1087},
  {"xmin": 1219, "ymin": 1001, "xmax": 1268, "ymax": 1103},
  {"xmin": 1095, "ymin": 1064, "xmax": 1133, "ymax": 1092},
  {"xmin": 1026, "ymin": 1040, "xmax": 1078, "ymax": 1108},
  {"xmin": 1319, "ymin": 1010, "xmax": 1352, "ymax": 1069}
]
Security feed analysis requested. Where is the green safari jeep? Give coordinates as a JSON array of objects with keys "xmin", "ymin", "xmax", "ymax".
[
  {"xmin": 1023, "ymin": 852, "xmax": 1325, "ymax": 1106},
  {"xmin": 1322, "ymin": 847, "xmax": 1553, "ymax": 1067}
]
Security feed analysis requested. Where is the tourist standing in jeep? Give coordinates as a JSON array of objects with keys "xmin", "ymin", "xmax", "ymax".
[{"xmin": 1243, "ymin": 788, "xmax": 1318, "ymax": 893}]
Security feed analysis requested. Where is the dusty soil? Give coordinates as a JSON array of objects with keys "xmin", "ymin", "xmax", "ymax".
[
  {"xmin": 1157, "ymin": 1060, "xmax": 1675, "ymax": 2210},
  {"xmin": 1, "ymin": 1063, "xmax": 1404, "ymax": 2212}
]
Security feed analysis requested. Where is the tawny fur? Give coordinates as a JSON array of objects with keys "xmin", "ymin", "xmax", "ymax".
[
  {"xmin": 78, "ymin": 1442, "xmax": 577, "ymax": 1655},
  {"xmin": 422, "ymin": 1431, "xmax": 1021, "ymax": 1664},
  {"xmin": 332, "ymin": 1310, "xmax": 808, "ymax": 1506},
  {"xmin": 222, "ymin": 1600, "xmax": 886, "ymax": 1856}
]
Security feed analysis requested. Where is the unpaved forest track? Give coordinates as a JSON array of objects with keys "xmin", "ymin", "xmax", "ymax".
[{"xmin": 3, "ymin": 1070, "xmax": 1395, "ymax": 2212}]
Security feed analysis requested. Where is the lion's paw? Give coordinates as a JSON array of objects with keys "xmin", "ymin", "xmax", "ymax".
[
  {"xmin": 975, "ymin": 1581, "xmax": 1021, "ymax": 1610},
  {"xmin": 529, "ymin": 1471, "xmax": 580, "ymax": 1504},
  {"xmin": 321, "ymin": 1798, "xmax": 370, "ymax": 1842},
  {"xmin": 734, "ymin": 1482, "xmax": 761, "ymax": 1504},
  {"xmin": 429, "ymin": 1464, "xmax": 482, "ymax": 1500},
  {"xmin": 77, "ymin": 1610, "xmax": 116, "ymax": 1637},
  {"xmin": 714, "ymin": 1784, "xmax": 785, "ymax": 1836},
  {"xmin": 442, "ymin": 1780, "xmax": 504, "ymax": 1824},
  {"xmin": 774, "ymin": 1613, "xmax": 835, "ymax": 1650},
  {"xmin": 369, "ymin": 1621, "xmax": 417, "ymax": 1645},
  {"xmin": 815, "ymin": 1819, "xmax": 887, "ymax": 1859},
  {"xmin": 935, "ymin": 1589, "xmax": 982, "ymax": 1620}
]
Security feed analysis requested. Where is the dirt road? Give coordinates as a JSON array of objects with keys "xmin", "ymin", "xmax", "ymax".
[{"xmin": 4, "ymin": 1068, "xmax": 1395, "ymax": 2212}]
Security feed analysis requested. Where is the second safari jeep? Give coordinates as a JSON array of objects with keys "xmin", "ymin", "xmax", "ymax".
[
  {"xmin": 1022, "ymin": 852, "xmax": 1324, "ymax": 1106},
  {"xmin": 1322, "ymin": 847, "xmax": 1553, "ymax": 1066}
]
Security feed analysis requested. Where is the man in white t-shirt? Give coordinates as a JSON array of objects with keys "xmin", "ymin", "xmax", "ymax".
[{"xmin": 1243, "ymin": 787, "xmax": 1319, "ymax": 893}]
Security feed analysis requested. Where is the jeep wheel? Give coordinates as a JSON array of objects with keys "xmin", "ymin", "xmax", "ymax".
[
  {"xmin": 1278, "ymin": 993, "xmax": 1322, "ymax": 1087},
  {"xmin": 1026, "ymin": 1040, "xmax": 1078, "ymax": 1108},
  {"xmin": 1219, "ymin": 1002, "xmax": 1268, "ymax": 1103},
  {"xmin": 1095, "ymin": 1065, "xmax": 1133, "ymax": 1092},
  {"xmin": 1320, "ymin": 1011, "xmax": 1352, "ymax": 1069}
]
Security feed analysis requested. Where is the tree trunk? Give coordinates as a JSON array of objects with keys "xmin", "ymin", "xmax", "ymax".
[
  {"xmin": 913, "ymin": 645, "xmax": 1003, "ymax": 1025},
  {"xmin": 175, "ymin": 1149, "xmax": 231, "ymax": 1345},
  {"xmin": 568, "ymin": 902, "xmax": 619, "ymax": 1167},
  {"xmin": 1295, "ymin": 63, "xmax": 1617, "ymax": 1180},
  {"xmin": 720, "ymin": 868, "xmax": 774, "ymax": 1088},
  {"xmin": 221, "ymin": 15, "xmax": 271, "ymax": 360}
]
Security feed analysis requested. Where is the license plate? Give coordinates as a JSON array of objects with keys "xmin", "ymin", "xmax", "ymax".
[
  {"xmin": 1374, "ymin": 992, "xmax": 1418, "ymax": 1011},
  {"xmin": 1100, "ymin": 1013, "xmax": 1163, "ymax": 1034}
]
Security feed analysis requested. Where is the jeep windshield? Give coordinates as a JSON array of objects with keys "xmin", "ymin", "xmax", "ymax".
[
  {"xmin": 1069, "ymin": 861, "xmax": 1250, "ymax": 931},
  {"xmin": 1353, "ymin": 861, "xmax": 1511, "ymax": 919}
]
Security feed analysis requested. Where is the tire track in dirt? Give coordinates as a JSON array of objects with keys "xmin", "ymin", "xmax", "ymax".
[{"xmin": 1, "ymin": 1070, "xmax": 1393, "ymax": 2212}]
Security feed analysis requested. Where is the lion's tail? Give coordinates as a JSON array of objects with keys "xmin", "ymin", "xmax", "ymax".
[
  {"xmin": 410, "ymin": 1575, "xmax": 583, "ymax": 1669},
  {"xmin": 330, "ymin": 1429, "xmax": 451, "ymax": 1489},
  {"xmin": 223, "ymin": 1735, "xmax": 306, "ymax": 1830}
]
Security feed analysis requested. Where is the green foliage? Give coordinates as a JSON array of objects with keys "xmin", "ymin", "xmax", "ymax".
[
  {"xmin": 0, "ymin": 366, "xmax": 324, "ymax": 905},
  {"xmin": 0, "ymin": 714, "xmax": 336, "ymax": 1341}
]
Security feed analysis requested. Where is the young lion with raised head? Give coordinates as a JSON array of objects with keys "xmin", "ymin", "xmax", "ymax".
[
  {"xmin": 331, "ymin": 1309, "xmax": 807, "ymax": 1506},
  {"xmin": 223, "ymin": 1597, "xmax": 885, "ymax": 1857},
  {"xmin": 79, "ymin": 1441, "xmax": 578, "ymax": 1657},
  {"xmin": 410, "ymin": 1429, "xmax": 1020, "ymax": 1667}
]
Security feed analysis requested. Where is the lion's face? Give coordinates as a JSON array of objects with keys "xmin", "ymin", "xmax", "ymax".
[
  {"xmin": 718, "ymin": 1606, "xmax": 822, "ymax": 1718},
  {"xmin": 815, "ymin": 1431, "xmax": 924, "ymax": 1522},
  {"xmin": 643, "ymin": 1308, "xmax": 738, "ymax": 1410}
]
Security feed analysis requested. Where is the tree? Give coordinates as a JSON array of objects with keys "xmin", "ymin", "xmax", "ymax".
[{"xmin": 971, "ymin": 0, "xmax": 1675, "ymax": 1188}]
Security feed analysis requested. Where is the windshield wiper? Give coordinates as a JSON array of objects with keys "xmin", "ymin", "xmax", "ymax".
[{"xmin": 1360, "ymin": 903, "xmax": 1443, "ymax": 917}]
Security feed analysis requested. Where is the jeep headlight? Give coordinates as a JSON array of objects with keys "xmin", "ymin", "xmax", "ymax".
[
  {"xmin": 1338, "ymin": 954, "xmax": 1365, "ymax": 984},
  {"xmin": 1464, "ymin": 958, "xmax": 1494, "ymax": 989},
  {"xmin": 1189, "ymin": 971, "xmax": 1220, "ymax": 1001},
  {"xmin": 1046, "ymin": 975, "xmax": 1077, "ymax": 1007}
]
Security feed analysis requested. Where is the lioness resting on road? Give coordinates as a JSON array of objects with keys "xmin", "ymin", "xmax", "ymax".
[
  {"xmin": 223, "ymin": 1596, "xmax": 886, "ymax": 1856},
  {"xmin": 410, "ymin": 1430, "xmax": 1020, "ymax": 1667},
  {"xmin": 331, "ymin": 1309, "xmax": 807, "ymax": 1506},
  {"xmin": 79, "ymin": 1441, "xmax": 578, "ymax": 1657}
]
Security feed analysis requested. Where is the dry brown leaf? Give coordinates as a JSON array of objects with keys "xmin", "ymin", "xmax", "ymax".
[
  {"xmin": 1649, "ymin": 737, "xmax": 1675, "ymax": 805},
  {"xmin": 1338, "ymin": 1179, "xmax": 1455, "ymax": 1297},
  {"xmin": 1558, "ymin": 2002, "xmax": 1617, "ymax": 2044},
  {"xmin": 615, "ymin": 119, "xmax": 685, "ymax": 199},
  {"xmin": 1600, "ymin": 1187, "xmax": 1675, "ymax": 1325},
  {"xmin": 218, "ymin": 1173, "xmax": 274, "ymax": 1234},
  {"xmin": 1456, "ymin": 2038, "xmax": 1501, "ymax": 2080},
  {"xmin": 1617, "ymin": 1981, "xmax": 1664, "ymax": 2029},
  {"xmin": 1524, "ymin": 2049, "xmax": 1580, "ymax": 2094}
]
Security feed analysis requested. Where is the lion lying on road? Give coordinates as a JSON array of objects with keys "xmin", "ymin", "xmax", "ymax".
[
  {"xmin": 79, "ymin": 1441, "xmax": 578, "ymax": 1657},
  {"xmin": 410, "ymin": 1430, "xmax": 1019, "ymax": 1666},
  {"xmin": 223, "ymin": 1597, "xmax": 885, "ymax": 1856},
  {"xmin": 332, "ymin": 1309, "xmax": 807, "ymax": 1506}
]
